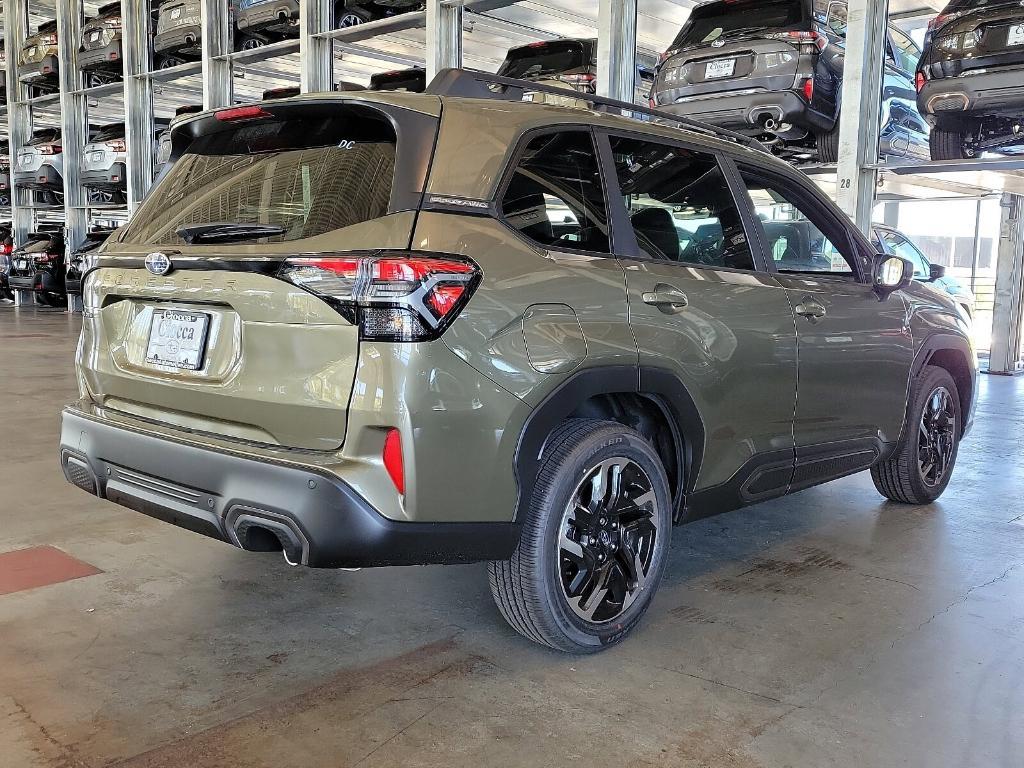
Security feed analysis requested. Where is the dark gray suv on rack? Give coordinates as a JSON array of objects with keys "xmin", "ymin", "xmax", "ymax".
[
  {"xmin": 652, "ymin": 0, "xmax": 929, "ymax": 162},
  {"xmin": 61, "ymin": 70, "xmax": 976, "ymax": 653},
  {"xmin": 917, "ymin": 0, "xmax": 1024, "ymax": 160}
]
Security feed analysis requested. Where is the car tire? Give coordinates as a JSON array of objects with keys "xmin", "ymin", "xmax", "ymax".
[
  {"xmin": 816, "ymin": 122, "xmax": 841, "ymax": 164},
  {"xmin": 335, "ymin": 6, "xmax": 373, "ymax": 27},
  {"xmin": 930, "ymin": 128, "xmax": 968, "ymax": 161},
  {"xmin": 488, "ymin": 419, "xmax": 672, "ymax": 653},
  {"xmin": 236, "ymin": 34, "xmax": 267, "ymax": 51},
  {"xmin": 871, "ymin": 365, "xmax": 962, "ymax": 505}
]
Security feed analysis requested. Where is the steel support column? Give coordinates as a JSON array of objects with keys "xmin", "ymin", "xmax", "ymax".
[
  {"xmin": 426, "ymin": 0, "xmax": 463, "ymax": 83},
  {"xmin": 836, "ymin": 0, "xmax": 889, "ymax": 234},
  {"xmin": 200, "ymin": 0, "xmax": 233, "ymax": 108},
  {"xmin": 300, "ymin": 0, "xmax": 333, "ymax": 92},
  {"xmin": 55, "ymin": 0, "xmax": 89, "ymax": 312},
  {"xmin": 122, "ymin": 0, "xmax": 156, "ymax": 210},
  {"xmin": 989, "ymin": 194, "xmax": 1024, "ymax": 375},
  {"xmin": 597, "ymin": 0, "xmax": 637, "ymax": 103},
  {"xmin": 4, "ymin": 0, "xmax": 33, "ymax": 307}
]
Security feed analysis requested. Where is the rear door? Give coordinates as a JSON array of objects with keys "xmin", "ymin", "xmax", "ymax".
[
  {"xmin": 600, "ymin": 131, "xmax": 798, "ymax": 496},
  {"xmin": 733, "ymin": 163, "xmax": 914, "ymax": 483}
]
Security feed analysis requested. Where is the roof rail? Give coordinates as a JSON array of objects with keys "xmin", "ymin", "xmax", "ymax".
[{"xmin": 426, "ymin": 68, "xmax": 768, "ymax": 154}]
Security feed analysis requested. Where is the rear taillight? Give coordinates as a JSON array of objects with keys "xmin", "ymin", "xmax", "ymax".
[
  {"xmin": 1, "ymin": 244, "xmax": 12, "ymax": 256},
  {"xmin": 105, "ymin": 139, "xmax": 126, "ymax": 152},
  {"xmin": 558, "ymin": 73, "xmax": 596, "ymax": 84},
  {"xmin": 107, "ymin": 17, "xmax": 123, "ymax": 29},
  {"xmin": 767, "ymin": 30, "xmax": 826, "ymax": 53},
  {"xmin": 278, "ymin": 252, "xmax": 480, "ymax": 342},
  {"xmin": 915, "ymin": 71, "xmax": 926, "ymax": 93},
  {"xmin": 802, "ymin": 77, "xmax": 814, "ymax": 102},
  {"xmin": 37, "ymin": 144, "xmax": 60, "ymax": 155}
]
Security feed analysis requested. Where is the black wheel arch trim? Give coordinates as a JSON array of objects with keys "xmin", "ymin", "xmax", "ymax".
[
  {"xmin": 512, "ymin": 365, "xmax": 706, "ymax": 525},
  {"xmin": 908, "ymin": 332, "xmax": 975, "ymax": 440}
]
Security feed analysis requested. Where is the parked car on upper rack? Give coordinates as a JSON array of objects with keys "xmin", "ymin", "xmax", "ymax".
[
  {"xmin": 236, "ymin": 0, "xmax": 300, "ymax": 49},
  {"xmin": 82, "ymin": 121, "xmax": 167, "ymax": 204},
  {"xmin": 650, "ymin": 0, "xmax": 930, "ymax": 163},
  {"xmin": 13, "ymin": 128, "xmax": 64, "ymax": 206},
  {"xmin": 871, "ymin": 224, "xmax": 976, "ymax": 318},
  {"xmin": 333, "ymin": 1, "xmax": 424, "ymax": 28},
  {"xmin": 80, "ymin": 2, "xmax": 132, "ymax": 87},
  {"xmin": 66, "ymin": 228, "xmax": 116, "ymax": 297},
  {"xmin": 156, "ymin": 105, "xmax": 203, "ymax": 172},
  {"xmin": 154, "ymin": 0, "xmax": 204, "ymax": 67},
  {"xmin": 368, "ymin": 68, "xmax": 426, "ymax": 92},
  {"xmin": 917, "ymin": 0, "xmax": 1024, "ymax": 160},
  {"xmin": 0, "ymin": 141, "xmax": 11, "ymax": 208},
  {"xmin": 262, "ymin": 86, "xmax": 301, "ymax": 100},
  {"xmin": 18, "ymin": 19, "xmax": 60, "ymax": 95},
  {"xmin": 497, "ymin": 38, "xmax": 656, "ymax": 106},
  {"xmin": 8, "ymin": 230, "xmax": 66, "ymax": 307}
]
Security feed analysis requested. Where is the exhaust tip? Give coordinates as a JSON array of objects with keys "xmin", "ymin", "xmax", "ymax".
[{"xmin": 227, "ymin": 506, "xmax": 308, "ymax": 566}]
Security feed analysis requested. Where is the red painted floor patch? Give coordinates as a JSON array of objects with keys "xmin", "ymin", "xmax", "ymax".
[{"xmin": 0, "ymin": 546, "xmax": 102, "ymax": 596}]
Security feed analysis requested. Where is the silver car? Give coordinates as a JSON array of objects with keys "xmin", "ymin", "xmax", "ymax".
[
  {"xmin": 13, "ymin": 128, "xmax": 64, "ymax": 205},
  {"xmin": 82, "ymin": 122, "xmax": 128, "ymax": 203}
]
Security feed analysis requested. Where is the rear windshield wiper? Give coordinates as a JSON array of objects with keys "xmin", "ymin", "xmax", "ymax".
[{"xmin": 176, "ymin": 222, "xmax": 286, "ymax": 244}]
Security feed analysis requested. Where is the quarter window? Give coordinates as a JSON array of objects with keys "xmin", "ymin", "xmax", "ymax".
[
  {"xmin": 609, "ymin": 136, "xmax": 756, "ymax": 271},
  {"xmin": 500, "ymin": 131, "xmax": 610, "ymax": 254},
  {"xmin": 889, "ymin": 27, "xmax": 921, "ymax": 74},
  {"xmin": 740, "ymin": 172, "xmax": 857, "ymax": 276}
]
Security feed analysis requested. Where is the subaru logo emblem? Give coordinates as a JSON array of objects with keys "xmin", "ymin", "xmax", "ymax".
[
  {"xmin": 712, "ymin": 39, "xmax": 726, "ymax": 48},
  {"xmin": 145, "ymin": 252, "xmax": 172, "ymax": 276}
]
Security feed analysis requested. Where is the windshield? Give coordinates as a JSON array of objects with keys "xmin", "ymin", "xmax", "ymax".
[
  {"xmin": 119, "ymin": 107, "xmax": 397, "ymax": 245},
  {"xmin": 671, "ymin": 0, "xmax": 807, "ymax": 50},
  {"xmin": 498, "ymin": 40, "xmax": 591, "ymax": 79}
]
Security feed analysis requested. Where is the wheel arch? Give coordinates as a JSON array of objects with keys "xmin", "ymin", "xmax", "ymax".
[
  {"xmin": 512, "ymin": 366, "xmax": 706, "ymax": 524},
  {"xmin": 912, "ymin": 333, "xmax": 975, "ymax": 438}
]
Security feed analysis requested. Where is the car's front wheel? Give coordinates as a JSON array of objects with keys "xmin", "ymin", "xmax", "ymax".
[
  {"xmin": 871, "ymin": 365, "xmax": 962, "ymax": 504},
  {"xmin": 488, "ymin": 419, "xmax": 672, "ymax": 653}
]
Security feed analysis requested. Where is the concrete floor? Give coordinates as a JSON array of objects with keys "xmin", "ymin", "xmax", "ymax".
[{"xmin": 2, "ymin": 305, "xmax": 1023, "ymax": 768}]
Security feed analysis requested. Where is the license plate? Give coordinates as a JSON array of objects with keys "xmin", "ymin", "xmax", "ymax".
[
  {"xmin": 706, "ymin": 59, "xmax": 736, "ymax": 79},
  {"xmin": 90, "ymin": 31, "xmax": 101, "ymax": 42},
  {"xmin": 26, "ymin": 46, "xmax": 37, "ymax": 57},
  {"xmin": 89, "ymin": 150, "xmax": 104, "ymax": 162},
  {"xmin": 18, "ymin": 154, "xmax": 33, "ymax": 168},
  {"xmin": 145, "ymin": 310, "xmax": 210, "ymax": 371},
  {"xmin": 170, "ymin": 7, "xmax": 182, "ymax": 19},
  {"xmin": 1009, "ymin": 24, "xmax": 1024, "ymax": 47},
  {"xmin": 14, "ymin": 259, "xmax": 26, "ymax": 270}
]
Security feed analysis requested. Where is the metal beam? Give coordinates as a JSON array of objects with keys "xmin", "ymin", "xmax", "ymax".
[
  {"xmin": 597, "ymin": 0, "xmax": 637, "ymax": 103},
  {"xmin": 426, "ymin": 0, "xmax": 463, "ymax": 83},
  {"xmin": 299, "ymin": 0, "xmax": 332, "ymax": 92},
  {"xmin": 200, "ymin": 0, "xmax": 232, "ymax": 108},
  {"xmin": 836, "ymin": 0, "xmax": 890, "ymax": 234},
  {"xmin": 122, "ymin": 0, "xmax": 156, "ymax": 211},
  {"xmin": 989, "ymin": 194, "xmax": 1024, "ymax": 375},
  {"xmin": 4, "ymin": 0, "xmax": 33, "ymax": 291}
]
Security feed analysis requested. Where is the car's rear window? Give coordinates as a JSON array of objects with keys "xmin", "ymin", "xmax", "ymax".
[
  {"xmin": 92, "ymin": 124, "xmax": 125, "ymax": 142},
  {"xmin": 118, "ymin": 107, "xmax": 398, "ymax": 245},
  {"xmin": 671, "ymin": 0, "xmax": 807, "ymax": 50},
  {"xmin": 498, "ymin": 41, "xmax": 592, "ymax": 79}
]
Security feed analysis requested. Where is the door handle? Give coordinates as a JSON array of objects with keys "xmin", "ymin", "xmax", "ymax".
[
  {"xmin": 795, "ymin": 299, "xmax": 827, "ymax": 321},
  {"xmin": 642, "ymin": 285, "xmax": 688, "ymax": 314}
]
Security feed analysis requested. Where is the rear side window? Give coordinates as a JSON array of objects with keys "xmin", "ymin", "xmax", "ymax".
[
  {"xmin": 498, "ymin": 41, "xmax": 592, "ymax": 79},
  {"xmin": 671, "ymin": 0, "xmax": 807, "ymax": 50},
  {"xmin": 499, "ymin": 131, "xmax": 610, "ymax": 254},
  {"xmin": 610, "ymin": 136, "xmax": 756, "ymax": 271},
  {"xmin": 119, "ymin": 107, "xmax": 397, "ymax": 245}
]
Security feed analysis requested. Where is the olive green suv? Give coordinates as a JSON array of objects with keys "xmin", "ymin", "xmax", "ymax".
[{"xmin": 60, "ymin": 70, "xmax": 977, "ymax": 653}]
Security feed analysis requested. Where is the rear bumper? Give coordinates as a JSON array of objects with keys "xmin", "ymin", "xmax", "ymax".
[
  {"xmin": 82, "ymin": 163, "xmax": 126, "ymax": 190},
  {"xmin": 18, "ymin": 57, "xmax": 59, "ymax": 83},
  {"xmin": 80, "ymin": 41, "xmax": 122, "ymax": 70},
  {"xmin": 154, "ymin": 25, "xmax": 202, "ymax": 56},
  {"xmin": 655, "ymin": 88, "xmax": 831, "ymax": 135},
  {"xmin": 236, "ymin": 2, "xmax": 300, "ymax": 31},
  {"xmin": 14, "ymin": 165, "xmax": 62, "ymax": 189},
  {"xmin": 918, "ymin": 65, "xmax": 1024, "ymax": 120},
  {"xmin": 59, "ymin": 407, "xmax": 522, "ymax": 568}
]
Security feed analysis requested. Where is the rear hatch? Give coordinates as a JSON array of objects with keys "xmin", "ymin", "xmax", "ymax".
[
  {"xmin": 20, "ymin": 21, "xmax": 58, "ymax": 65},
  {"xmin": 16, "ymin": 129, "xmax": 61, "ymax": 175},
  {"xmin": 657, "ymin": 0, "xmax": 809, "ymax": 98},
  {"xmin": 498, "ymin": 39, "xmax": 595, "ymax": 86},
  {"xmin": 83, "ymin": 96, "xmax": 439, "ymax": 451},
  {"xmin": 157, "ymin": 0, "xmax": 202, "ymax": 34},
  {"xmin": 81, "ymin": 3, "xmax": 123, "ymax": 52},
  {"xmin": 83, "ymin": 123, "xmax": 125, "ymax": 172},
  {"xmin": 929, "ymin": 0, "xmax": 1024, "ymax": 73}
]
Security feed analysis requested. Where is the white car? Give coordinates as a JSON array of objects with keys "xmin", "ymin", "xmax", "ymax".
[{"xmin": 13, "ymin": 128, "xmax": 64, "ymax": 205}]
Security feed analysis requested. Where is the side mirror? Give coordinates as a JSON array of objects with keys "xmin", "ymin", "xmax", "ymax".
[
  {"xmin": 928, "ymin": 263, "xmax": 946, "ymax": 282},
  {"xmin": 873, "ymin": 254, "xmax": 913, "ymax": 300}
]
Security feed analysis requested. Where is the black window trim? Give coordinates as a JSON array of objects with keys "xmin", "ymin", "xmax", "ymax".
[
  {"xmin": 593, "ymin": 126, "xmax": 774, "ymax": 275},
  {"xmin": 493, "ymin": 124, "xmax": 618, "ymax": 260},
  {"xmin": 731, "ymin": 159, "xmax": 870, "ymax": 283}
]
